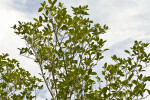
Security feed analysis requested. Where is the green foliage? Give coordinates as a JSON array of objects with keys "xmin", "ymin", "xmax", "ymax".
[
  {"xmin": 0, "ymin": 53, "xmax": 43, "ymax": 100},
  {"xmin": 12, "ymin": 0, "xmax": 108, "ymax": 99},
  {"xmin": 88, "ymin": 41, "xmax": 150, "ymax": 99},
  {"xmin": 11, "ymin": 0, "xmax": 150, "ymax": 100}
]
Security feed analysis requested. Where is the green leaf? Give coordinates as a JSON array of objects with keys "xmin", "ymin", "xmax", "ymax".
[
  {"xmin": 46, "ymin": 10, "xmax": 48, "ymax": 15},
  {"xmin": 58, "ymin": 2, "xmax": 63, "ymax": 7},
  {"xmin": 84, "ymin": 75, "xmax": 89, "ymax": 81},
  {"xmin": 38, "ymin": 7, "xmax": 44, "ymax": 12},
  {"xmin": 40, "ymin": 1, "xmax": 46, "ymax": 7},
  {"xmin": 48, "ymin": 0, "xmax": 52, "ymax": 4},
  {"xmin": 61, "ymin": 25, "xmax": 68, "ymax": 30},
  {"xmin": 33, "ymin": 18, "xmax": 39, "ymax": 22},
  {"xmin": 147, "ymin": 89, "xmax": 150, "ymax": 95},
  {"xmin": 124, "ymin": 50, "xmax": 130, "ymax": 54},
  {"xmin": 102, "ymin": 87, "xmax": 108, "ymax": 93},
  {"xmin": 138, "ymin": 74, "xmax": 143, "ymax": 80},
  {"xmin": 91, "ymin": 72, "xmax": 97, "ymax": 75},
  {"xmin": 103, "ymin": 48, "xmax": 109, "ymax": 52},
  {"xmin": 128, "ymin": 58, "xmax": 132, "ymax": 65},
  {"xmin": 142, "ymin": 76, "xmax": 150, "ymax": 82},
  {"xmin": 102, "ymin": 71, "xmax": 105, "ymax": 75},
  {"xmin": 117, "ymin": 70, "xmax": 124, "ymax": 76},
  {"xmin": 43, "ymin": 1, "xmax": 46, "ymax": 6},
  {"xmin": 88, "ymin": 69, "xmax": 92, "ymax": 75},
  {"xmin": 13, "ymin": 24, "xmax": 16, "ymax": 29},
  {"xmin": 132, "ymin": 80, "xmax": 138, "ymax": 84},
  {"xmin": 96, "ymin": 76, "xmax": 101, "ymax": 82},
  {"xmin": 112, "ymin": 55, "xmax": 117, "ymax": 60},
  {"xmin": 53, "ymin": 0, "xmax": 57, "ymax": 5},
  {"xmin": 128, "ymin": 73, "xmax": 134, "ymax": 80},
  {"xmin": 73, "ymin": 60, "xmax": 77, "ymax": 64},
  {"xmin": 103, "ymin": 63, "xmax": 107, "ymax": 68},
  {"xmin": 122, "ymin": 79, "xmax": 128, "ymax": 85},
  {"xmin": 39, "ymin": 16, "xmax": 43, "ymax": 23}
]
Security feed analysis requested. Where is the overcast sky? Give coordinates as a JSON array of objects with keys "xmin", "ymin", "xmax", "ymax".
[{"xmin": 0, "ymin": 0, "xmax": 150, "ymax": 99}]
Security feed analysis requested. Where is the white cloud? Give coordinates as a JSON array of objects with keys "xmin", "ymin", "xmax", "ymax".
[
  {"xmin": 0, "ymin": 0, "xmax": 41, "ymax": 76},
  {"xmin": 88, "ymin": 0, "xmax": 150, "ymax": 47},
  {"xmin": 0, "ymin": 0, "xmax": 27, "ymax": 42},
  {"xmin": 0, "ymin": 0, "xmax": 150, "ymax": 99}
]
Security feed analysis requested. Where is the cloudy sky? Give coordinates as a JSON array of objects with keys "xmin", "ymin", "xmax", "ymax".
[{"xmin": 0, "ymin": 0, "xmax": 150, "ymax": 99}]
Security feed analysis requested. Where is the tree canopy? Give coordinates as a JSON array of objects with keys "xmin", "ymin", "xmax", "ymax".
[
  {"xmin": 1, "ymin": 0, "xmax": 150, "ymax": 100},
  {"xmin": 0, "ymin": 53, "xmax": 43, "ymax": 100}
]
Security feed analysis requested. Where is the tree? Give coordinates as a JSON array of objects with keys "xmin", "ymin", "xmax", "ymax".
[
  {"xmin": 86, "ymin": 40, "xmax": 150, "ymax": 100},
  {"xmin": 0, "ymin": 53, "xmax": 43, "ymax": 100},
  {"xmin": 11, "ymin": 0, "xmax": 150, "ymax": 99}
]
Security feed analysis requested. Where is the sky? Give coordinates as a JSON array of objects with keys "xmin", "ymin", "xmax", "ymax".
[{"xmin": 0, "ymin": 0, "xmax": 150, "ymax": 99}]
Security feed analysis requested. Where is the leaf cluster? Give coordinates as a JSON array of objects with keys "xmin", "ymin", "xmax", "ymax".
[
  {"xmin": 87, "ymin": 41, "xmax": 150, "ymax": 100},
  {"xmin": 0, "ymin": 53, "xmax": 43, "ymax": 100},
  {"xmin": 11, "ymin": 0, "xmax": 150, "ymax": 100}
]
